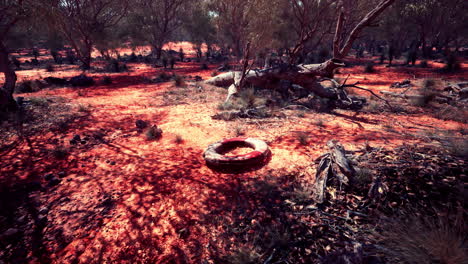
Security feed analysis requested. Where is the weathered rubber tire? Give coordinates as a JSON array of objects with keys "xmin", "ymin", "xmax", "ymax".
[{"xmin": 203, "ymin": 137, "xmax": 270, "ymax": 168}]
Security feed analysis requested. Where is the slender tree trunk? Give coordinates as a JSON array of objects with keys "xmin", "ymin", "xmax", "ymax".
[{"xmin": 0, "ymin": 42, "xmax": 18, "ymax": 113}]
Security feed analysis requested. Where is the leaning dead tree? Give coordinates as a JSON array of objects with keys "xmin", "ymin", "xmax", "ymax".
[{"xmin": 206, "ymin": 0, "xmax": 396, "ymax": 108}]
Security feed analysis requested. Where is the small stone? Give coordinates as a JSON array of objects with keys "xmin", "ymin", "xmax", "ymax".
[
  {"xmin": 110, "ymin": 161, "xmax": 116, "ymax": 166},
  {"xmin": 58, "ymin": 171, "xmax": 66, "ymax": 178}
]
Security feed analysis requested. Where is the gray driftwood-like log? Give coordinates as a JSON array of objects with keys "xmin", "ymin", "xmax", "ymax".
[
  {"xmin": 312, "ymin": 140, "xmax": 355, "ymax": 204},
  {"xmin": 206, "ymin": 59, "xmax": 346, "ymax": 100}
]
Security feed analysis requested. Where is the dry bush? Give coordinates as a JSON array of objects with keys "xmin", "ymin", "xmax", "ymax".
[
  {"xmin": 412, "ymin": 79, "xmax": 437, "ymax": 107},
  {"xmin": 434, "ymin": 105, "xmax": 468, "ymax": 124},
  {"xmin": 173, "ymin": 74, "xmax": 186, "ymax": 87},
  {"xmin": 374, "ymin": 210, "xmax": 467, "ymax": 264},
  {"xmin": 296, "ymin": 131, "xmax": 309, "ymax": 146},
  {"xmin": 174, "ymin": 134, "xmax": 184, "ymax": 144},
  {"xmin": 144, "ymin": 126, "xmax": 162, "ymax": 141}
]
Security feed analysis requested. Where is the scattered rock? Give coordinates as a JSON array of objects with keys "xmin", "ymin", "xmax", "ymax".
[
  {"xmin": 70, "ymin": 75, "xmax": 94, "ymax": 87},
  {"xmin": 135, "ymin": 120, "xmax": 148, "ymax": 129},
  {"xmin": 110, "ymin": 161, "xmax": 116, "ymax": 166},
  {"xmin": 58, "ymin": 171, "xmax": 66, "ymax": 178}
]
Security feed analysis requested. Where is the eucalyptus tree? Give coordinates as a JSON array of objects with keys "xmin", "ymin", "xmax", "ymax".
[
  {"xmin": 128, "ymin": 0, "xmax": 195, "ymax": 59},
  {"xmin": 41, "ymin": 0, "xmax": 129, "ymax": 69},
  {"xmin": 0, "ymin": 0, "xmax": 32, "ymax": 112}
]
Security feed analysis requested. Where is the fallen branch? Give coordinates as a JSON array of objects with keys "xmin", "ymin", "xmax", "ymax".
[{"xmin": 344, "ymin": 83, "xmax": 393, "ymax": 109}]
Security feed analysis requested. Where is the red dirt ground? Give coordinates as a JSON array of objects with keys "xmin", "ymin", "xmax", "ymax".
[{"xmin": 1, "ymin": 50, "xmax": 467, "ymax": 263}]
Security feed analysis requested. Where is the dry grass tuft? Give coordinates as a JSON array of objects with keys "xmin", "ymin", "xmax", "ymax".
[{"xmin": 374, "ymin": 210, "xmax": 467, "ymax": 264}]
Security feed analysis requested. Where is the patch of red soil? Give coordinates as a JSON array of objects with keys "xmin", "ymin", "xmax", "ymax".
[{"xmin": 1, "ymin": 57, "xmax": 467, "ymax": 263}]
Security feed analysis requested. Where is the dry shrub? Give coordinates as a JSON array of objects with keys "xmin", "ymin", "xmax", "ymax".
[
  {"xmin": 434, "ymin": 105, "xmax": 468, "ymax": 124},
  {"xmin": 374, "ymin": 210, "xmax": 467, "ymax": 264},
  {"xmin": 174, "ymin": 134, "xmax": 184, "ymax": 144},
  {"xmin": 144, "ymin": 126, "xmax": 162, "ymax": 141},
  {"xmin": 173, "ymin": 74, "xmax": 186, "ymax": 87},
  {"xmin": 412, "ymin": 79, "xmax": 437, "ymax": 107},
  {"xmin": 296, "ymin": 131, "xmax": 309, "ymax": 146}
]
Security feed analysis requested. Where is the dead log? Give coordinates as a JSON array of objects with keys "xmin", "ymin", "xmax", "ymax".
[
  {"xmin": 206, "ymin": 59, "xmax": 346, "ymax": 102},
  {"xmin": 312, "ymin": 140, "xmax": 355, "ymax": 204}
]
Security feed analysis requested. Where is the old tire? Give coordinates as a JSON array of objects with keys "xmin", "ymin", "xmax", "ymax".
[{"xmin": 203, "ymin": 137, "xmax": 270, "ymax": 169}]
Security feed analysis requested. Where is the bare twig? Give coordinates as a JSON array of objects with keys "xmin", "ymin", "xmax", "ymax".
[{"xmin": 344, "ymin": 83, "xmax": 393, "ymax": 110}]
